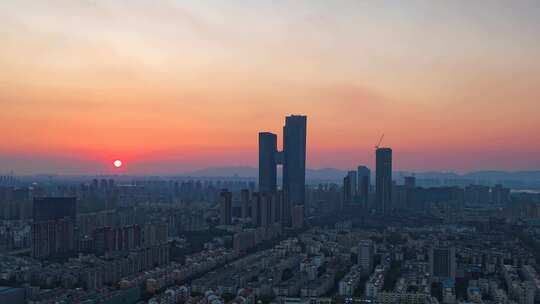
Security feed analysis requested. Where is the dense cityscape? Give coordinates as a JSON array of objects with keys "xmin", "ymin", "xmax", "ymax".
[
  {"xmin": 2, "ymin": 1, "xmax": 540, "ymax": 304},
  {"xmin": 1, "ymin": 115, "xmax": 540, "ymax": 304}
]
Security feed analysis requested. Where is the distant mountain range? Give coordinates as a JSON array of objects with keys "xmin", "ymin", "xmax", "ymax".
[
  {"xmin": 185, "ymin": 166, "xmax": 349, "ymax": 180},
  {"xmin": 184, "ymin": 166, "xmax": 540, "ymax": 183}
]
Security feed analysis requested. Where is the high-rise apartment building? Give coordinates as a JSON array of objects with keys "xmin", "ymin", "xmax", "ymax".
[
  {"xmin": 33, "ymin": 197, "xmax": 76, "ymax": 222},
  {"xmin": 358, "ymin": 239, "xmax": 375, "ymax": 275},
  {"xmin": 240, "ymin": 189, "xmax": 250, "ymax": 219},
  {"xmin": 31, "ymin": 217, "xmax": 75, "ymax": 259},
  {"xmin": 430, "ymin": 246, "xmax": 456, "ymax": 281},
  {"xmin": 219, "ymin": 190, "xmax": 232, "ymax": 225},
  {"xmin": 32, "ymin": 197, "xmax": 77, "ymax": 259}
]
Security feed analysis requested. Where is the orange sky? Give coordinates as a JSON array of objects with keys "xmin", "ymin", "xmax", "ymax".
[{"xmin": 1, "ymin": 1, "xmax": 539, "ymax": 174}]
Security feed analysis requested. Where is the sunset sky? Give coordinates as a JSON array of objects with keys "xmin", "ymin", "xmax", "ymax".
[{"xmin": 1, "ymin": 1, "xmax": 539, "ymax": 174}]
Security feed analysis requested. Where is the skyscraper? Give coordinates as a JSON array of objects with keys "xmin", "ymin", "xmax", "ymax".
[
  {"xmin": 357, "ymin": 166, "xmax": 371, "ymax": 205},
  {"xmin": 343, "ymin": 174, "xmax": 352, "ymax": 205},
  {"xmin": 343, "ymin": 171, "xmax": 357, "ymax": 205},
  {"xmin": 258, "ymin": 132, "xmax": 278, "ymax": 193},
  {"xmin": 258, "ymin": 115, "xmax": 307, "ymax": 226},
  {"xmin": 376, "ymin": 148, "xmax": 392, "ymax": 214},
  {"xmin": 283, "ymin": 115, "xmax": 307, "ymax": 206}
]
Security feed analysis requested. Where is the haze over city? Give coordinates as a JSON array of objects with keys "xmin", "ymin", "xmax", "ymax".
[
  {"xmin": 3, "ymin": 2, "xmax": 540, "ymax": 304},
  {"xmin": 2, "ymin": 1, "xmax": 540, "ymax": 174}
]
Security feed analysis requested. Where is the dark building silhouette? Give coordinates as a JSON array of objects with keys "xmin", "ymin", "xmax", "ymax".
[
  {"xmin": 240, "ymin": 189, "xmax": 250, "ymax": 219},
  {"xmin": 376, "ymin": 148, "xmax": 392, "ymax": 214},
  {"xmin": 33, "ymin": 197, "xmax": 76, "ymax": 222},
  {"xmin": 251, "ymin": 192, "xmax": 261, "ymax": 226},
  {"xmin": 258, "ymin": 115, "xmax": 307, "ymax": 226},
  {"xmin": 430, "ymin": 246, "xmax": 456, "ymax": 281},
  {"xmin": 31, "ymin": 217, "xmax": 75, "ymax": 259},
  {"xmin": 343, "ymin": 174, "xmax": 352, "ymax": 205},
  {"xmin": 357, "ymin": 166, "xmax": 371, "ymax": 206},
  {"xmin": 219, "ymin": 190, "xmax": 232, "ymax": 225},
  {"xmin": 491, "ymin": 184, "xmax": 510, "ymax": 204},
  {"xmin": 249, "ymin": 190, "xmax": 284, "ymax": 228},
  {"xmin": 283, "ymin": 115, "xmax": 307, "ymax": 206},
  {"xmin": 292, "ymin": 205, "xmax": 305, "ymax": 228},
  {"xmin": 465, "ymin": 184, "xmax": 490, "ymax": 204},
  {"xmin": 343, "ymin": 171, "xmax": 357, "ymax": 205},
  {"xmin": 31, "ymin": 197, "xmax": 77, "ymax": 259},
  {"xmin": 258, "ymin": 132, "xmax": 278, "ymax": 192},
  {"xmin": 260, "ymin": 192, "xmax": 273, "ymax": 227}
]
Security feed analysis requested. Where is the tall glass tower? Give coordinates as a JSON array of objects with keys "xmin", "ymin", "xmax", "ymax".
[
  {"xmin": 258, "ymin": 132, "xmax": 277, "ymax": 192},
  {"xmin": 283, "ymin": 115, "xmax": 307, "ymax": 206},
  {"xmin": 376, "ymin": 147, "xmax": 392, "ymax": 214}
]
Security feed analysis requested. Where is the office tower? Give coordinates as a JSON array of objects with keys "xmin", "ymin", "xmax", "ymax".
[
  {"xmin": 430, "ymin": 246, "xmax": 456, "ymax": 282},
  {"xmin": 258, "ymin": 115, "xmax": 307, "ymax": 226},
  {"xmin": 404, "ymin": 176, "xmax": 416, "ymax": 189},
  {"xmin": 33, "ymin": 197, "xmax": 77, "ymax": 222},
  {"xmin": 258, "ymin": 132, "xmax": 278, "ymax": 192},
  {"xmin": 358, "ymin": 239, "xmax": 375, "ymax": 275},
  {"xmin": 375, "ymin": 148, "xmax": 392, "ymax": 214},
  {"xmin": 240, "ymin": 189, "xmax": 250, "ymax": 218},
  {"xmin": 219, "ymin": 190, "xmax": 232, "ymax": 225},
  {"xmin": 357, "ymin": 166, "xmax": 371, "ymax": 205},
  {"xmin": 283, "ymin": 115, "xmax": 307, "ymax": 206}
]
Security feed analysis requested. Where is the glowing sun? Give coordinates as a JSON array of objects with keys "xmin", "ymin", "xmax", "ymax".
[{"xmin": 113, "ymin": 160, "xmax": 123, "ymax": 168}]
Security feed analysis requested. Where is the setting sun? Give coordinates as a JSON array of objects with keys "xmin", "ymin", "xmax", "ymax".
[{"xmin": 113, "ymin": 160, "xmax": 123, "ymax": 168}]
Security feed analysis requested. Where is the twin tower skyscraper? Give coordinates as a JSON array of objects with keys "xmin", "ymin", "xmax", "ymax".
[{"xmin": 259, "ymin": 115, "xmax": 307, "ymax": 207}]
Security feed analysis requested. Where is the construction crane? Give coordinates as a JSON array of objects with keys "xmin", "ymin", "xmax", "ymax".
[{"xmin": 375, "ymin": 134, "xmax": 385, "ymax": 149}]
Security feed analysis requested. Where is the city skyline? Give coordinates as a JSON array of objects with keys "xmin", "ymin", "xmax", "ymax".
[
  {"xmin": 3, "ymin": 2, "xmax": 540, "ymax": 304},
  {"xmin": 2, "ymin": 1, "xmax": 540, "ymax": 174}
]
